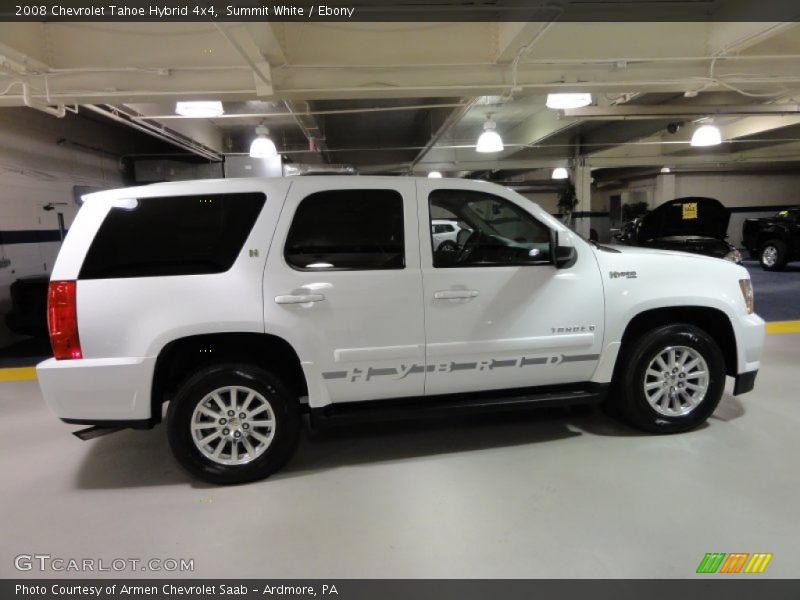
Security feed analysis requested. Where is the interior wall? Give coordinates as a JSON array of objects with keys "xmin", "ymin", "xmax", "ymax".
[{"xmin": 0, "ymin": 108, "xmax": 126, "ymax": 347}]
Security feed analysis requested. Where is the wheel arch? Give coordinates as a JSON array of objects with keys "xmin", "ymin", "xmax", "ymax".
[
  {"xmin": 150, "ymin": 332, "xmax": 308, "ymax": 424},
  {"xmin": 617, "ymin": 306, "xmax": 737, "ymax": 378}
]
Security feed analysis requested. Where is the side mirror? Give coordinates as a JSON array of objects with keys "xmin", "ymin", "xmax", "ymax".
[{"xmin": 549, "ymin": 230, "xmax": 577, "ymax": 269}]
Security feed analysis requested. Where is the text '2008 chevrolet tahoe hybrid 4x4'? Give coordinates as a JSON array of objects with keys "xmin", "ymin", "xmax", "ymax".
[{"xmin": 38, "ymin": 177, "xmax": 765, "ymax": 484}]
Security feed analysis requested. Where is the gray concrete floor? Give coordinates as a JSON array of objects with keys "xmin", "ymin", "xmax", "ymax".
[{"xmin": 1, "ymin": 334, "xmax": 798, "ymax": 579}]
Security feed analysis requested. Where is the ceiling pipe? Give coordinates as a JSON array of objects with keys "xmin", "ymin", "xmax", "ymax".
[
  {"xmin": 136, "ymin": 102, "xmax": 469, "ymax": 120},
  {"xmin": 563, "ymin": 104, "xmax": 800, "ymax": 119}
]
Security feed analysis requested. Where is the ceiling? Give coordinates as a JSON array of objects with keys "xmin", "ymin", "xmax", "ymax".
[{"xmin": 1, "ymin": 20, "xmax": 800, "ymax": 182}]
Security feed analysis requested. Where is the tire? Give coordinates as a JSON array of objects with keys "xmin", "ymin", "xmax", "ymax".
[
  {"xmin": 167, "ymin": 364, "xmax": 301, "ymax": 485},
  {"xmin": 436, "ymin": 240, "xmax": 459, "ymax": 254},
  {"xmin": 760, "ymin": 239, "xmax": 787, "ymax": 271},
  {"xmin": 614, "ymin": 324, "xmax": 726, "ymax": 434}
]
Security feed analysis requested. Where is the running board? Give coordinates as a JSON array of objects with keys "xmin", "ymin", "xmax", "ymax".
[
  {"xmin": 310, "ymin": 383, "xmax": 607, "ymax": 428},
  {"xmin": 72, "ymin": 426, "xmax": 127, "ymax": 441}
]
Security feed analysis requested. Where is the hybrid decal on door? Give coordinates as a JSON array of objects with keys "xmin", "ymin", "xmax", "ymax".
[
  {"xmin": 322, "ymin": 353, "xmax": 601, "ymax": 382},
  {"xmin": 609, "ymin": 270, "xmax": 638, "ymax": 279}
]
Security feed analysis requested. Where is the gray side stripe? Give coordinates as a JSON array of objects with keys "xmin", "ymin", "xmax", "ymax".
[
  {"xmin": 520, "ymin": 357, "xmax": 548, "ymax": 367},
  {"xmin": 321, "ymin": 353, "xmax": 600, "ymax": 382},
  {"xmin": 562, "ymin": 354, "xmax": 601, "ymax": 363},
  {"xmin": 322, "ymin": 371, "xmax": 348, "ymax": 380}
]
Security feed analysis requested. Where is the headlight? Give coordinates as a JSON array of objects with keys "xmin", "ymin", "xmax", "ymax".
[
  {"xmin": 724, "ymin": 249, "xmax": 742, "ymax": 263},
  {"xmin": 739, "ymin": 279, "xmax": 754, "ymax": 314}
]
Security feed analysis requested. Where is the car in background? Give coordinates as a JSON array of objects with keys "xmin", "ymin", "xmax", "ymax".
[
  {"xmin": 614, "ymin": 197, "xmax": 741, "ymax": 263},
  {"xmin": 431, "ymin": 219, "xmax": 470, "ymax": 252},
  {"xmin": 742, "ymin": 207, "xmax": 800, "ymax": 271},
  {"xmin": 4, "ymin": 276, "xmax": 49, "ymax": 338}
]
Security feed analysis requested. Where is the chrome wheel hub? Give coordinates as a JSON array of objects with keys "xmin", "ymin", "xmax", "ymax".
[
  {"xmin": 762, "ymin": 246, "xmax": 778, "ymax": 267},
  {"xmin": 643, "ymin": 346, "xmax": 709, "ymax": 417},
  {"xmin": 190, "ymin": 386, "xmax": 275, "ymax": 466}
]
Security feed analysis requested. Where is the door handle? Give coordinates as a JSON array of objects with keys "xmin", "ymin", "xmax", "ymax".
[
  {"xmin": 275, "ymin": 293, "xmax": 326, "ymax": 305},
  {"xmin": 433, "ymin": 290, "xmax": 479, "ymax": 300}
]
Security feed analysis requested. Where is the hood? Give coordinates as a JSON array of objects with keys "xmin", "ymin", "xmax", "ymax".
[{"xmin": 636, "ymin": 197, "xmax": 730, "ymax": 241}]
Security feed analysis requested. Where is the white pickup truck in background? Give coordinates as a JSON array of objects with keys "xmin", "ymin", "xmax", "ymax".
[{"xmin": 38, "ymin": 176, "xmax": 765, "ymax": 484}]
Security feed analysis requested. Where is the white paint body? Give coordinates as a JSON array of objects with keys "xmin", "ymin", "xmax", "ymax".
[{"xmin": 36, "ymin": 176, "xmax": 765, "ymax": 422}]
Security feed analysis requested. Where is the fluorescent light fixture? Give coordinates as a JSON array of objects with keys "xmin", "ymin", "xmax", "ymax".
[
  {"xmin": 660, "ymin": 167, "xmax": 671, "ymax": 174},
  {"xmin": 428, "ymin": 171, "xmax": 443, "ymax": 178},
  {"xmin": 552, "ymin": 167, "xmax": 569, "ymax": 180},
  {"xmin": 250, "ymin": 125, "xmax": 278, "ymax": 158},
  {"xmin": 476, "ymin": 116, "xmax": 503, "ymax": 153},
  {"xmin": 175, "ymin": 101, "xmax": 224, "ymax": 118},
  {"xmin": 546, "ymin": 93, "xmax": 592, "ymax": 110},
  {"xmin": 691, "ymin": 124, "xmax": 722, "ymax": 147}
]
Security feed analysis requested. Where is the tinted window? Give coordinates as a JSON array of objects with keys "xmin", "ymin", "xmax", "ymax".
[
  {"xmin": 285, "ymin": 189, "xmax": 404, "ymax": 270},
  {"xmin": 80, "ymin": 193, "xmax": 265, "ymax": 279},
  {"xmin": 429, "ymin": 189, "xmax": 551, "ymax": 268}
]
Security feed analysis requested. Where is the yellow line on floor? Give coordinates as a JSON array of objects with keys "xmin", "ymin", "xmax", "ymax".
[
  {"xmin": 766, "ymin": 320, "xmax": 800, "ymax": 335},
  {"xmin": 0, "ymin": 366, "xmax": 37, "ymax": 381},
  {"xmin": 0, "ymin": 320, "xmax": 798, "ymax": 382}
]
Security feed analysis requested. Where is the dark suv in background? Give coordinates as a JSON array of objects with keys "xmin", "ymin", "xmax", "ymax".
[{"xmin": 742, "ymin": 208, "xmax": 800, "ymax": 271}]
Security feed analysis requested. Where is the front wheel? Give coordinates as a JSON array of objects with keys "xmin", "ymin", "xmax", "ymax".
[
  {"xmin": 614, "ymin": 324, "xmax": 726, "ymax": 433},
  {"xmin": 167, "ymin": 364, "xmax": 301, "ymax": 485}
]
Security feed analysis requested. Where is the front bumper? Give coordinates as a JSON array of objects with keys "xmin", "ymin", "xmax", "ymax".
[{"xmin": 36, "ymin": 356, "xmax": 156, "ymax": 422}]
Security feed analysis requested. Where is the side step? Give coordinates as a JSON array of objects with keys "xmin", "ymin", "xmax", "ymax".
[
  {"xmin": 310, "ymin": 383, "xmax": 607, "ymax": 428},
  {"xmin": 72, "ymin": 426, "xmax": 127, "ymax": 441}
]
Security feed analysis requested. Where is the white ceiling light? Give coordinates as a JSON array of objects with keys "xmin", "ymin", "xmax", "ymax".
[
  {"xmin": 250, "ymin": 125, "xmax": 278, "ymax": 158},
  {"xmin": 691, "ymin": 123, "xmax": 722, "ymax": 147},
  {"xmin": 552, "ymin": 167, "xmax": 569, "ymax": 180},
  {"xmin": 546, "ymin": 93, "xmax": 593, "ymax": 110},
  {"xmin": 660, "ymin": 167, "xmax": 672, "ymax": 174},
  {"xmin": 175, "ymin": 101, "xmax": 224, "ymax": 118},
  {"xmin": 428, "ymin": 171, "xmax": 443, "ymax": 178},
  {"xmin": 476, "ymin": 116, "xmax": 504, "ymax": 153}
]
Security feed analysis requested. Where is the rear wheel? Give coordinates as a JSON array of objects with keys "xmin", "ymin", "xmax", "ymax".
[
  {"xmin": 614, "ymin": 324, "xmax": 726, "ymax": 433},
  {"xmin": 760, "ymin": 239, "xmax": 787, "ymax": 271},
  {"xmin": 167, "ymin": 364, "xmax": 301, "ymax": 485}
]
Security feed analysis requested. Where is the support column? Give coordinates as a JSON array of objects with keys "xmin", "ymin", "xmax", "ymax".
[{"xmin": 573, "ymin": 159, "xmax": 592, "ymax": 239}]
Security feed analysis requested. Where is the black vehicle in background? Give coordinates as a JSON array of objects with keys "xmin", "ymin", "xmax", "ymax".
[
  {"xmin": 4, "ymin": 276, "xmax": 49, "ymax": 338},
  {"xmin": 615, "ymin": 197, "xmax": 741, "ymax": 263},
  {"xmin": 742, "ymin": 208, "xmax": 800, "ymax": 271}
]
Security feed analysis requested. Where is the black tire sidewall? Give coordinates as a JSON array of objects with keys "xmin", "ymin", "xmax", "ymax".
[
  {"xmin": 760, "ymin": 240, "xmax": 787, "ymax": 271},
  {"xmin": 620, "ymin": 325, "xmax": 726, "ymax": 433},
  {"xmin": 167, "ymin": 364, "xmax": 300, "ymax": 485}
]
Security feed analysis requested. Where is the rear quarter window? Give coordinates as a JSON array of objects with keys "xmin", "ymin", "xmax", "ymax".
[{"xmin": 79, "ymin": 192, "xmax": 265, "ymax": 279}]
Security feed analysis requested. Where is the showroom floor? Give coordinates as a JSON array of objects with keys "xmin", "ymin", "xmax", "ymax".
[{"xmin": 0, "ymin": 333, "xmax": 797, "ymax": 579}]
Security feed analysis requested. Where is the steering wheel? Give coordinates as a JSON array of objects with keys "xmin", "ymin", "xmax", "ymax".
[{"xmin": 457, "ymin": 230, "xmax": 482, "ymax": 264}]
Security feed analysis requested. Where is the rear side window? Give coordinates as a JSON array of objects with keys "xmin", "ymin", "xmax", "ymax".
[
  {"xmin": 80, "ymin": 193, "xmax": 265, "ymax": 279},
  {"xmin": 284, "ymin": 189, "xmax": 404, "ymax": 270}
]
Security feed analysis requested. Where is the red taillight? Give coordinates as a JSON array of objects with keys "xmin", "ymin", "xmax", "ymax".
[{"xmin": 47, "ymin": 280, "xmax": 82, "ymax": 360}]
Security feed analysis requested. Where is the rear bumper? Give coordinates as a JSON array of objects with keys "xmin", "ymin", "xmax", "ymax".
[{"xmin": 36, "ymin": 356, "xmax": 156, "ymax": 422}]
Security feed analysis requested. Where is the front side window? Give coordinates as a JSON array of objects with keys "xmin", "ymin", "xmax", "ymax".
[
  {"xmin": 80, "ymin": 192, "xmax": 266, "ymax": 279},
  {"xmin": 429, "ymin": 189, "xmax": 551, "ymax": 268},
  {"xmin": 285, "ymin": 189, "xmax": 405, "ymax": 270}
]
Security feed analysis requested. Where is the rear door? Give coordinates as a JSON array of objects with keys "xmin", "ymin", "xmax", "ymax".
[{"xmin": 263, "ymin": 178, "xmax": 425, "ymax": 406}]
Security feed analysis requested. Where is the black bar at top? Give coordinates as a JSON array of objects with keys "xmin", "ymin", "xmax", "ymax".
[{"xmin": 2, "ymin": 0, "xmax": 800, "ymax": 22}]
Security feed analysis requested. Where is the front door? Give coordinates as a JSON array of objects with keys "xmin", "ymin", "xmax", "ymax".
[
  {"xmin": 417, "ymin": 180, "xmax": 604, "ymax": 396},
  {"xmin": 264, "ymin": 178, "xmax": 425, "ymax": 407}
]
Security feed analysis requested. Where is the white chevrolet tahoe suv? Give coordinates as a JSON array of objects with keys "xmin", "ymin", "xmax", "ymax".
[{"xmin": 38, "ymin": 177, "xmax": 765, "ymax": 484}]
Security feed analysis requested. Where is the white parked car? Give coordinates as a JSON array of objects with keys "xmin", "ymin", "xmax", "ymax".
[
  {"xmin": 38, "ymin": 177, "xmax": 765, "ymax": 484},
  {"xmin": 431, "ymin": 218, "xmax": 466, "ymax": 252}
]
